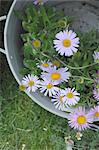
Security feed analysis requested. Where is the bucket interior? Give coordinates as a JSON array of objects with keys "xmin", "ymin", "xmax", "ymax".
[{"xmin": 5, "ymin": 0, "xmax": 99, "ymax": 118}]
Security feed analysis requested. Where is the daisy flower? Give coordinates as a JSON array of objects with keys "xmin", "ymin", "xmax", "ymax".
[
  {"xmin": 51, "ymin": 89, "xmax": 67, "ymax": 111},
  {"xmin": 62, "ymin": 88, "xmax": 80, "ymax": 106},
  {"xmin": 19, "ymin": 84, "xmax": 26, "ymax": 92},
  {"xmin": 93, "ymin": 78, "xmax": 99, "ymax": 101},
  {"xmin": 53, "ymin": 29, "xmax": 80, "ymax": 56},
  {"xmin": 22, "ymin": 74, "xmax": 40, "ymax": 93},
  {"xmin": 68, "ymin": 107, "xmax": 93, "ymax": 131},
  {"xmin": 37, "ymin": 60, "xmax": 52, "ymax": 71},
  {"xmin": 93, "ymin": 51, "xmax": 99, "ymax": 63},
  {"xmin": 41, "ymin": 67, "xmax": 71, "ymax": 84},
  {"xmin": 52, "ymin": 60, "xmax": 60, "ymax": 68},
  {"xmin": 33, "ymin": 0, "xmax": 48, "ymax": 5},
  {"xmin": 90, "ymin": 106, "xmax": 99, "ymax": 121},
  {"xmin": 32, "ymin": 39, "xmax": 41, "ymax": 49},
  {"xmin": 39, "ymin": 79, "xmax": 59, "ymax": 97}
]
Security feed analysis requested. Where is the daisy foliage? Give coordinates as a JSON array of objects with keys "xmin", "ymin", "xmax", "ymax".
[{"xmin": 17, "ymin": 1, "xmax": 99, "ymax": 131}]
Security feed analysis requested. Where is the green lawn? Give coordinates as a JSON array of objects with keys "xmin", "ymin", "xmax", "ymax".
[{"xmin": 0, "ymin": 54, "xmax": 99, "ymax": 150}]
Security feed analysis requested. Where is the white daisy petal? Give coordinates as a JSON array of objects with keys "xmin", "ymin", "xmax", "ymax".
[
  {"xmin": 39, "ymin": 79, "xmax": 59, "ymax": 97},
  {"xmin": 71, "ymin": 47, "xmax": 78, "ymax": 53},
  {"xmin": 72, "ymin": 43, "xmax": 79, "ymax": 48},
  {"xmin": 72, "ymin": 37, "xmax": 79, "ymax": 43},
  {"xmin": 68, "ymin": 30, "xmax": 74, "ymax": 37},
  {"xmin": 53, "ymin": 40, "xmax": 61, "ymax": 45},
  {"xmin": 56, "ymin": 31, "xmax": 64, "ymax": 40},
  {"xmin": 70, "ymin": 32, "xmax": 77, "ymax": 39},
  {"xmin": 93, "ymin": 51, "xmax": 99, "ymax": 63}
]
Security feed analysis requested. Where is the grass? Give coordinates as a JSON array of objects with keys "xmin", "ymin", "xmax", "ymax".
[{"xmin": 0, "ymin": 54, "xmax": 99, "ymax": 150}]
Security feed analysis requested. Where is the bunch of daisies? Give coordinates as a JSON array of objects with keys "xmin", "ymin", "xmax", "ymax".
[
  {"xmin": 19, "ymin": 0, "xmax": 99, "ymax": 131},
  {"xmin": 19, "ymin": 29, "xmax": 99, "ymax": 131}
]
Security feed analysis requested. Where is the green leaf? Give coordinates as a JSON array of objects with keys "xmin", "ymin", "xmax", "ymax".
[
  {"xmin": 21, "ymin": 33, "xmax": 31, "ymax": 42},
  {"xmin": 19, "ymin": 68, "xmax": 30, "ymax": 76},
  {"xmin": 22, "ymin": 21, "xmax": 38, "ymax": 32},
  {"xmin": 26, "ymin": 5, "xmax": 38, "ymax": 18},
  {"xmin": 23, "ymin": 42, "xmax": 33, "ymax": 58},
  {"xmin": 23, "ymin": 59, "xmax": 37, "ymax": 70}
]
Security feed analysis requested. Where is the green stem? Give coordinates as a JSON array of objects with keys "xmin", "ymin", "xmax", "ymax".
[
  {"xmin": 71, "ymin": 76, "xmax": 94, "ymax": 82},
  {"xmin": 55, "ymin": 57, "xmax": 97, "ymax": 70},
  {"xmin": 41, "ymin": 52, "xmax": 51, "ymax": 59},
  {"xmin": 41, "ymin": 52, "xmax": 97, "ymax": 70},
  {"xmin": 41, "ymin": 52, "xmax": 94, "ymax": 82}
]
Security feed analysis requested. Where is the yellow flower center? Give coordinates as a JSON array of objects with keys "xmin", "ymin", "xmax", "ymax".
[
  {"xmin": 46, "ymin": 83, "xmax": 53, "ymax": 89},
  {"xmin": 94, "ymin": 112, "xmax": 99, "ymax": 117},
  {"xmin": 32, "ymin": 40, "xmax": 41, "ymax": 48},
  {"xmin": 19, "ymin": 85, "xmax": 26, "ymax": 91},
  {"xmin": 63, "ymin": 39, "xmax": 71, "ymax": 47},
  {"xmin": 66, "ymin": 92, "xmax": 74, "ymax": 99},
  {"xmin": 77, "ymin": 78, "xmax": 84, "ymax": 84},
  {"xmin": 42, "ymin": 63, "xmax": 49, "ymax": 68},
  {"xmin": 60, "ymin": 96, "xmax": 64, "ymax": 103},
  {"xmin": 28, "ymin": 80, "xmax": 34, "ymax": 87},
  {"xmin": 77, "ymin": 116, "xmax": 86, "ymax": 124},
  {"xmin": 96, "ymin": 84, "xmax": 99, "ymax": 89},
  {"xmin": 51, "ymin": 73, "xmax": 61, "ymax": 80},
  {"xmin": 52, "ymin": 60, "xmax": 60, "ymax": 67}
]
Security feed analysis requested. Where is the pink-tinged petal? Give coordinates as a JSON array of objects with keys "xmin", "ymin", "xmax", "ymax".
[
  {"xmin": 71, "ymin": 47, "xmax": 78, "ymax": 53},
  {"xmin": 33, "ymin": 0, "xmax": 48, "ymax": 5},
  {"xmin": 55, "ymin": 31, "xmax": 64, "ymax": 40},
  {"xmin": 69, "ymin": 32, "xmax": 77, "ymax": 39},
  {"xmin": 26, "ymin": 87, "xmax": 31, "ymax": 93},
  {"xmin": 72, "ymin": 44, "xmax": 79, "ymax": 47},
  {"xmin": 68, "ymin": 30, "xmax": 73, "ymax": 37},
  {"xmin": 53, "ymin": 40, "xmax": 61, "ymax": 44},
  {"xmin": 72, "ymin": 37, "xmax": 79, "ymax": 43}
]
